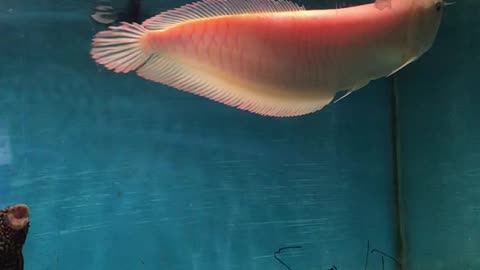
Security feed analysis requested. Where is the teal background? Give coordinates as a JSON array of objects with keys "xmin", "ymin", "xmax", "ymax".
[
  {"xmin": 396, "ymin": 1, "xmax": 480, "ymax": 269},
  {"xmin": 0, "ymin": 0, "xmax": 478, "ymax": 270}
]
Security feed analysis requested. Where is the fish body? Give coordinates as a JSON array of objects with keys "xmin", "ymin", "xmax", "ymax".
[
  {"xmin": 0, "ymin": 204, "xmax": 30, "ymax": 270},
  {"xmin": 91, "ymin": 0, "xmax": 444, "ymax": 117}
]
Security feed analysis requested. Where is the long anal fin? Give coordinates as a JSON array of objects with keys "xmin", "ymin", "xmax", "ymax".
[{"xmin": 135, "ymin": 54, "xmax": 334, "ymax": 117}]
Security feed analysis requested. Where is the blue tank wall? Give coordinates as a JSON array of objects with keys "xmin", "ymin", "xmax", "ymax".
[
  {"xmin": 396, "ymin": 1, "xmax": 480, "ymax": 269},
  {"xmin": 5, "ymin": 0, "xmax": 475, "ymax": 269}
]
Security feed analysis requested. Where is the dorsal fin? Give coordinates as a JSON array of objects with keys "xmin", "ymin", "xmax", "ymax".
[{"xmin": 141, "ymin": 0, "xmax": 306, "ymax": 30}]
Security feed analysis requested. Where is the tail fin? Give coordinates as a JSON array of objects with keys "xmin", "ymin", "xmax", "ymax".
[{"xmin": 90, "ymin": 22, "xmax": 150, "ymax": 73}]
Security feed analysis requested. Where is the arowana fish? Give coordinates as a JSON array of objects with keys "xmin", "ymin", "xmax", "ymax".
[
  {"xmin": 0, "ymin": 204, "xmax": 30, "ymax": 270},
  {"xmin": 91, "ymin": 0, "xmax": 445, "ymax": 117}
]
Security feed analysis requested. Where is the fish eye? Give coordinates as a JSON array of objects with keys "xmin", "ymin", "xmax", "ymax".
[{"xmin": 435, "ymin": 2, "xmax": 442, "ymax": 12}]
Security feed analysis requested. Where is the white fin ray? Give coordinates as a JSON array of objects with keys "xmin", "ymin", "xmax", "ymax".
[
  {"xmin": 135, "ymin": 54, "xmax": 333, "ymax": 117},
  {"xmin": 91, "ymin": 22, "xmax": 150, "ymax": 73},
  {"xmin": 333, "ymin": 90, "xmax": 353, "ymax": 104},
  {"xmin": 142, "ymin": 0, "xmax": 305, "ymax": 30},
  {"xmin": 387, "ymin": 56, "xmax": 418, "ymax": 77},
  {"xmin": 333, "ymin": 80, "xmax": 369, "ymax": 104}
]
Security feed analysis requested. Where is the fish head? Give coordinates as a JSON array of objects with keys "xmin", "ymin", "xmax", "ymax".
[
  {"xmin": 407, "ymin": 0, "xmax": 445, "ymax": 57},
  {"xmin": 0, "ymin": 204, "xmax": 30, "ymax": 258}
]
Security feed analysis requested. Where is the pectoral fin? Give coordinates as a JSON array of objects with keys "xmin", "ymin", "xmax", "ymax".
[
  {"xmin": 387, "ymin": 56, "xmax": 418, "ymax": 77},
  {"xmin": 333, "ymin": 80, "xmax": 370, "ymax": 104}
]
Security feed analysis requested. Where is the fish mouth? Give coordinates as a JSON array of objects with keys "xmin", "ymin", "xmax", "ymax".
[{"xmin": 6, "ymin": 204, "xmax": 30, "ymax": 230}]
